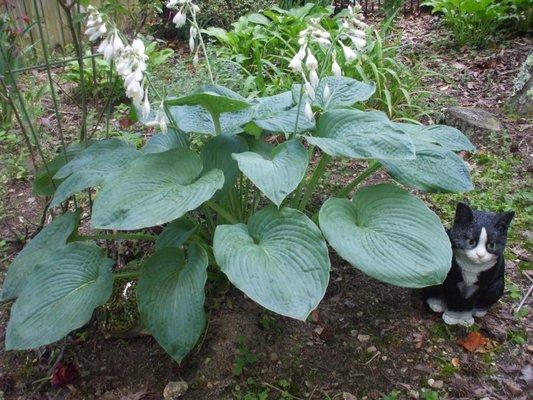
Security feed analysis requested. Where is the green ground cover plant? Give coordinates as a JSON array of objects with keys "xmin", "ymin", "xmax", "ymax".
[
  {"xmin": 205, "ymin": 3, "xmax": 427, "ymax": 119},
  {"xmin": 423, "ymin": 0, "xmax": 532, "ymax": 47},
  {"xmin": 1, "ymin": 0, "xmax": 477, "ymax": 366}
]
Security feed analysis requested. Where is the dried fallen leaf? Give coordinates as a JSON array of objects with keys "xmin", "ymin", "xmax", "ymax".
[
  {"xmin": 51, "ymin": 362, "xmax": 79, "ymax": 387},
  {"xmin": 451, "ymin": 357, "xmax": 461, "ymax": 368},
  {"xmin": 457, "ymin": 331, "xmax": 489, "ymax": 352}
]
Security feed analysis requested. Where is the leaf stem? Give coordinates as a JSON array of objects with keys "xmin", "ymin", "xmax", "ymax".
[
  {"xmin": 206, "ymin": 201, "xmax": 238, "ymax": 225},
  {"xmin": 298, "ymin": 153, "xmax": 331, "ymax": 212},
  {"xmin": 77, "ymin": 232, "xmax": 158, "ymax": 242},
  {"xmin": 114, "ymin": 271, "xmax": 140, "ymax": 279},
  {"xmin": 335, "ymin": 161, "xmax": 382, "ymax": 198}
]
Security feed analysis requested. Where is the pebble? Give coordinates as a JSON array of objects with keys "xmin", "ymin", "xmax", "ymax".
[
  {"xmin": 366, "ymin": 346, "xmax": 377, "ymax": 353},
  {"xmin": 163, "ymin": 381, "xmax": 188, "ymax": 399},
  {"xmin": 357, "ymin": 334, "xmax": 370, "ymax": 342}
]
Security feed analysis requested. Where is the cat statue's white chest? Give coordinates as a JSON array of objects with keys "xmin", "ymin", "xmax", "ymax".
[{"xmin": 454, "ymin": 227, "xmax": 497, "ymax": 298}]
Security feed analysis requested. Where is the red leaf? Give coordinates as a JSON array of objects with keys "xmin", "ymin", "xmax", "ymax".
[
  {"xmin": 457, "ymin": 331, "xmax": 489, "ymax": 352},
  {"xmin": 51, "ymin": 363, "xmax": 79, "ymax": 387}
]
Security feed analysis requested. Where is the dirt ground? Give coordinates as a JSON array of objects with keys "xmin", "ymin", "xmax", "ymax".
[{"xmin": 0, "ymin": 13, "xmax": 532, "ymax": 400}]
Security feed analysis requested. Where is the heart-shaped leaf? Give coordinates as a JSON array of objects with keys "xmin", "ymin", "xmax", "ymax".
[
  {"xmin": 165, "ymin": 85, "xmax": 251, "ymax": 115},
  {"xmin": 380, "ymin": 123, "xmax": 474, "ymax": 193},
  {"xmin": 169, "ymin": 105, "xmax": 253, "ymax": 136},
  {"xmin": 1, "ymin": 212, "xmax": 79, "ymax": 301},
  {"xmin": 201, "ymin": 135, "xmax": 248, "ymax": 195},
  {"xmin": 253, "ymin": 106, "xmax": 315, "ymax": 136},
  {"xmin": 32, "ymin": 142, "xmax": 91, "ymax": 196},
  {"xmin": 6, "ymin": 242, "xmax": 114, "ymax": 349},
  {"xmin": 319, "ymin": 184, "xmax": 451, "ymax": 288},
  {"xmin": 137, "ymin": 244, "xmax": 208, "ymax": 363},
  {"xmin": 306, "ymin": 109, "xmax": 415, "ymax": 160},
  {"xmin": 156, "ymin": 219, "xmax": 197, "ymax": 250},
  {"xmin": 214, "ymin": 206, "xmax": 330, "ymax": 320},
  {"xmin": 142, "ymin": 131, "xmax": 189, "ymax": 154},
  {"xmin": 313, "ymin": 76, "xmax": 376, "ymax": 110},
  {"xmin": 399, "ymin": 124, "xmax": 475, "ymax": 152},
  {"xmin": 92, "ymin": 149, "xmax": 224, "ymax": 230},
  {"xmin": 233, "ymin": 140, "xmax": 308, "ymax": 206},
  {"xmin": 51, "ymin": 140, "xmax": 141, "ymax": 207}
]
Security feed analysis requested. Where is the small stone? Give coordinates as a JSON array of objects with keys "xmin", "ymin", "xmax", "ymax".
[
  {"xmin": 366, "ymin": 346, "xmax": 377, "ymax": 353},
  {"xmin": 163, "ymin": 381, "xmax": 188, "ymax": 399},
  {"xmin": 342, "ymin": 392, "xmax": 357, "ymax": 400},
  {"xmin": 432, "ymin": 380, "xmax": 444, "ymax": 389},
  {"xmin": 270, "ymin": 352, "xmax": 279, "ymax": 362},
  {"xmin": 356, "ymin": 311, "xmax": 363, "ymax": 317},
  {"xmin": 427, "ymin": 378, "xmax": 435, "ymax": 387},
  {"xmin": 381, "ymin": 356, "xmax": 388, "ymax": 361},
  {"xmin": 357, "ymin": 334, "xmax": 370, "ymax": 342},
  {"xmin": 444, "ymin": 106, "xmax": 502, "ymax": 137}
]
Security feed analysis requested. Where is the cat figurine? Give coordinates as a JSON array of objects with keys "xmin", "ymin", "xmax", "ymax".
[{"xmin": 424, "ymin": 202, "xmax": 514, "ymax": 326}]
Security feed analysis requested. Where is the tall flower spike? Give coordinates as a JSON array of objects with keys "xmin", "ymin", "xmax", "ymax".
[{"xmin": 85, "ymin": 6, "xmax": 107, "ymax": 42}]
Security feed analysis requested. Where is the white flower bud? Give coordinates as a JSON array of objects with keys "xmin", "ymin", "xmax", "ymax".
[
  {"xmin": 304, "ymin": 102, "xmax": 314, "ymax": 120},
  {"xmin": 350, "ymin": 35, "xmax": 366, "ymax": 50},
  {"xmin": 323, "ymin": 84, "xmax": 332, "ymax": 103},
  {"xmin": 309, "ymin": 69, "xmax": 319, "ymax": 89},
  {"xmin": 141, "ymin": 90, "xmax": 150, "ymax": 119},
  {"xmin": 304, "ymin": 80, "xmax": 315, "ymax": 100},
  {"xmin": 341, "ymin": 42, "xmax": 357, "ymax": 63},
  {"xmin": 173, "ymin": 10, "xmax": 187, "ymax": 28},
  {"xmin": 189, "ymin": 35, "xmax": 195, "ymax": 52},
  {"xmin": 306, "ymin": 50, "xmax": 318, "ymax": 71},
  {"xmin": 332, "ymin": 58, "xmax": 342, "ymax": 77},
  {"xmin": 289, "ymin": 46, "xmax": 306, "ymax": 72}
]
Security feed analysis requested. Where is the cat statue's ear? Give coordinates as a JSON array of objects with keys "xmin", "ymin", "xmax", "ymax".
[
  {"xmin": 454, "ymin": 202, "xmax": 473, "ymax": 225},
  {"xmin": 495, "ymin": 211, "xmax": 515, "ymax": 231}
]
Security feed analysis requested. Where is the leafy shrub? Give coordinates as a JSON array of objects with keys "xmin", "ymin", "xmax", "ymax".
[
  {"xmin": 196, "ymin": 0, "xmax": 275, "ymax": 28},
  {"xmin": 423, "ymin": 0, "xmax": 532, "ymax": 47},
  {"xmin": 205, "ymin": 4, "xmax": 427, "ymax": 118},
  {"xmin": 2, "ymin": 75, "xmax": 476, "ymax": 362}
]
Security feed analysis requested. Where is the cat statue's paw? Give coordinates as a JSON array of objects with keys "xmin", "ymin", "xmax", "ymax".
[
  {"xmin": 442, "ymin": 310, "xmax": 474, "ymax": 326},
  {"xmin": 426, "ymin": 297, "xmax": 446, "ymax": 313},
  {"xmin": 473, "ymin": 308, "xmax": 488, "ymax": 317}
]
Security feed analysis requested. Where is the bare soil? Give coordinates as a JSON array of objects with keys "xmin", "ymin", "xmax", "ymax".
[{"xmin": 1, "ymin": 14, "xmax": 531, "ymax": 400}]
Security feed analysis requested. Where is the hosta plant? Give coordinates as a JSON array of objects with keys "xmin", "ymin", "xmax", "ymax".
[{"xmin": 1, "ymin": 2, "xmax": 476, "ymax": 364}]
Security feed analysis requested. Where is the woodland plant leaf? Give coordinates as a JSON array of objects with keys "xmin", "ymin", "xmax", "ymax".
[
  {"xmin": 137, "ymin": 245, "xmax": 208, "ymax": 363},
  {"xmin": 92, "ymin": 149, "xmax": 224, "ymax": 230},
  {"xmin": 253, "ymin": 105, "xmax": 315, "ymax": 136},
  {"xmin": 312, "ymin": 76, "xmax": 376, "ymax": 110},
  {"xmin": 213, "ymin": 206, "xmax": 330, "ymax": 320},
  {"xmin": 5, "ymin": 242, "xmax": 114, "ymax": 349},
  {"xmin": 142, "ymin": 130, "xmax": 189, "ymax": 154},
  {"xmin": 165, "ymin": 85, "xmax": 251, "ymax": 116},
  {"xmin": 156, "ymin": 219, "xmax": 197, "ymax": 250},
  {"xmin": 232, "ymin": 140, "xmax": 309, "ymax": 207},
  {"xmin": 201, "ymin": 135, "xmax": 248, "ymax": 195},
  {"xmin": 306, "ymin": 109, "xmax": 415, "ymax": 160},
  {"xmin": 50, "ymin": 139, "xmax": 141, "ymax": 207},
  {"xmin": 380, "ymin": 123, "xmax": 474, "ymax": 193},
  {"xmin": 0, "ymin": 212, "xmax": 79, "ymax": 301},
  {"xmin": 319, "ymin": 184, "xmax": 452, "ymax": 288},
  {"xmin": 32, "ymin": 142, "xmax": 90, "ymax": 196}
]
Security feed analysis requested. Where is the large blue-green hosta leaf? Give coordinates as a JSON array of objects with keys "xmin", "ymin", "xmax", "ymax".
[
  {"xmin": 0, "ymin": 212, "xmax": 79, "ymax": 301},
  {"xmin": 92, "ymin": 149, "xmax": 224, "ymax": 230},
  {"xmin": 142, "ymin": 131, "xmax": 189, "ymax": 154},
  {"xmin": 381, "ymin": 123, "xmax": 474, "ymax": 193},
  {"xmin": 169, "ymin": 105, "xmax": 253, "ymax": 136},
  {"xmin": 165, "ymin": 84, "xmax": 251, "ymax": 115},
  {"xmin": 233, "ymin": 140, "xmax": 309, "ymax": 207},
  {"xmin": 156, "ymin": 219, "xmax": 197, "ymax": 251},
  {"xmin": 201, "ymin": 135, "xmax": 248, "ymax": 195},
  {"xmin": 319, "ymin": 184, "xmax": 451, "ymax": 288},
  {"xmin": 214, "ymin": 206, "xmax": 330, "ymax": 320},
  {"xmin": 137, "ymin": 245, "xmax": 208, "ymax": 363},
  {"xmin": 292, "ymin": 77, "xmax": 375, "ymax": 111},
  {"xmin": 6, "ymin": 242, "xmax": 114, "ymax": 349},
  {"xmin": 306, "ymin": 109, "xmax": 415, "ymax": 160},
  {"xmin": 32, "ymin": 142, "xmax": 91, "ymax": 196},
  {"xmin": 50, "ymin": 139, "xmax": 141, "ymax": 207}
]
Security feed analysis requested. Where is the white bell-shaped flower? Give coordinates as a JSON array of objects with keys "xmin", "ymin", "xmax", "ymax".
[
  {"xmin": 304, "ymin": 102, "xmax": 314, "ymax": 120},
  {"xmin": 173, "ymin": 10, "xmax": 187, "ymax": 28},
  {"xmin": 306, "ymin": 50, "xmax": 318, "ymax": 71},
  {"xmin": 332, "ymin": 57, "xmax": 342, "ymax": 76},
  {"xmin": 341, "ymin": 42, "xmax": 357, "ymax": 63}
]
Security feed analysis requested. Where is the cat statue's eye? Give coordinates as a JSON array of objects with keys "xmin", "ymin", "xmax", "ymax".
[
  {"xmin": 487, "ymin": 242, "xmax": 496, "ymax": 250},
  {"xmin": 467, "ymin": 238, "xmax": 476, "ymax": 247}
]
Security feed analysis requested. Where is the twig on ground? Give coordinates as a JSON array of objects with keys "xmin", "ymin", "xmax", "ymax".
[
  {"xmin": 364, "ymin": 351, "xmax": 381, "ymax": 365},
  {"xmin": 514, "ymin": 283, "xmax": 533, "ymax": 314},
  {"xmin": 261, "ymin": 382, "xmax": 304, "ymax": 400}
]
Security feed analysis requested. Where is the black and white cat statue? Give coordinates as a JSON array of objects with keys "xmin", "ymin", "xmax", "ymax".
[{"xmin": 424, "ymin": 202, "xmax": 514, "ymax": 326}]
